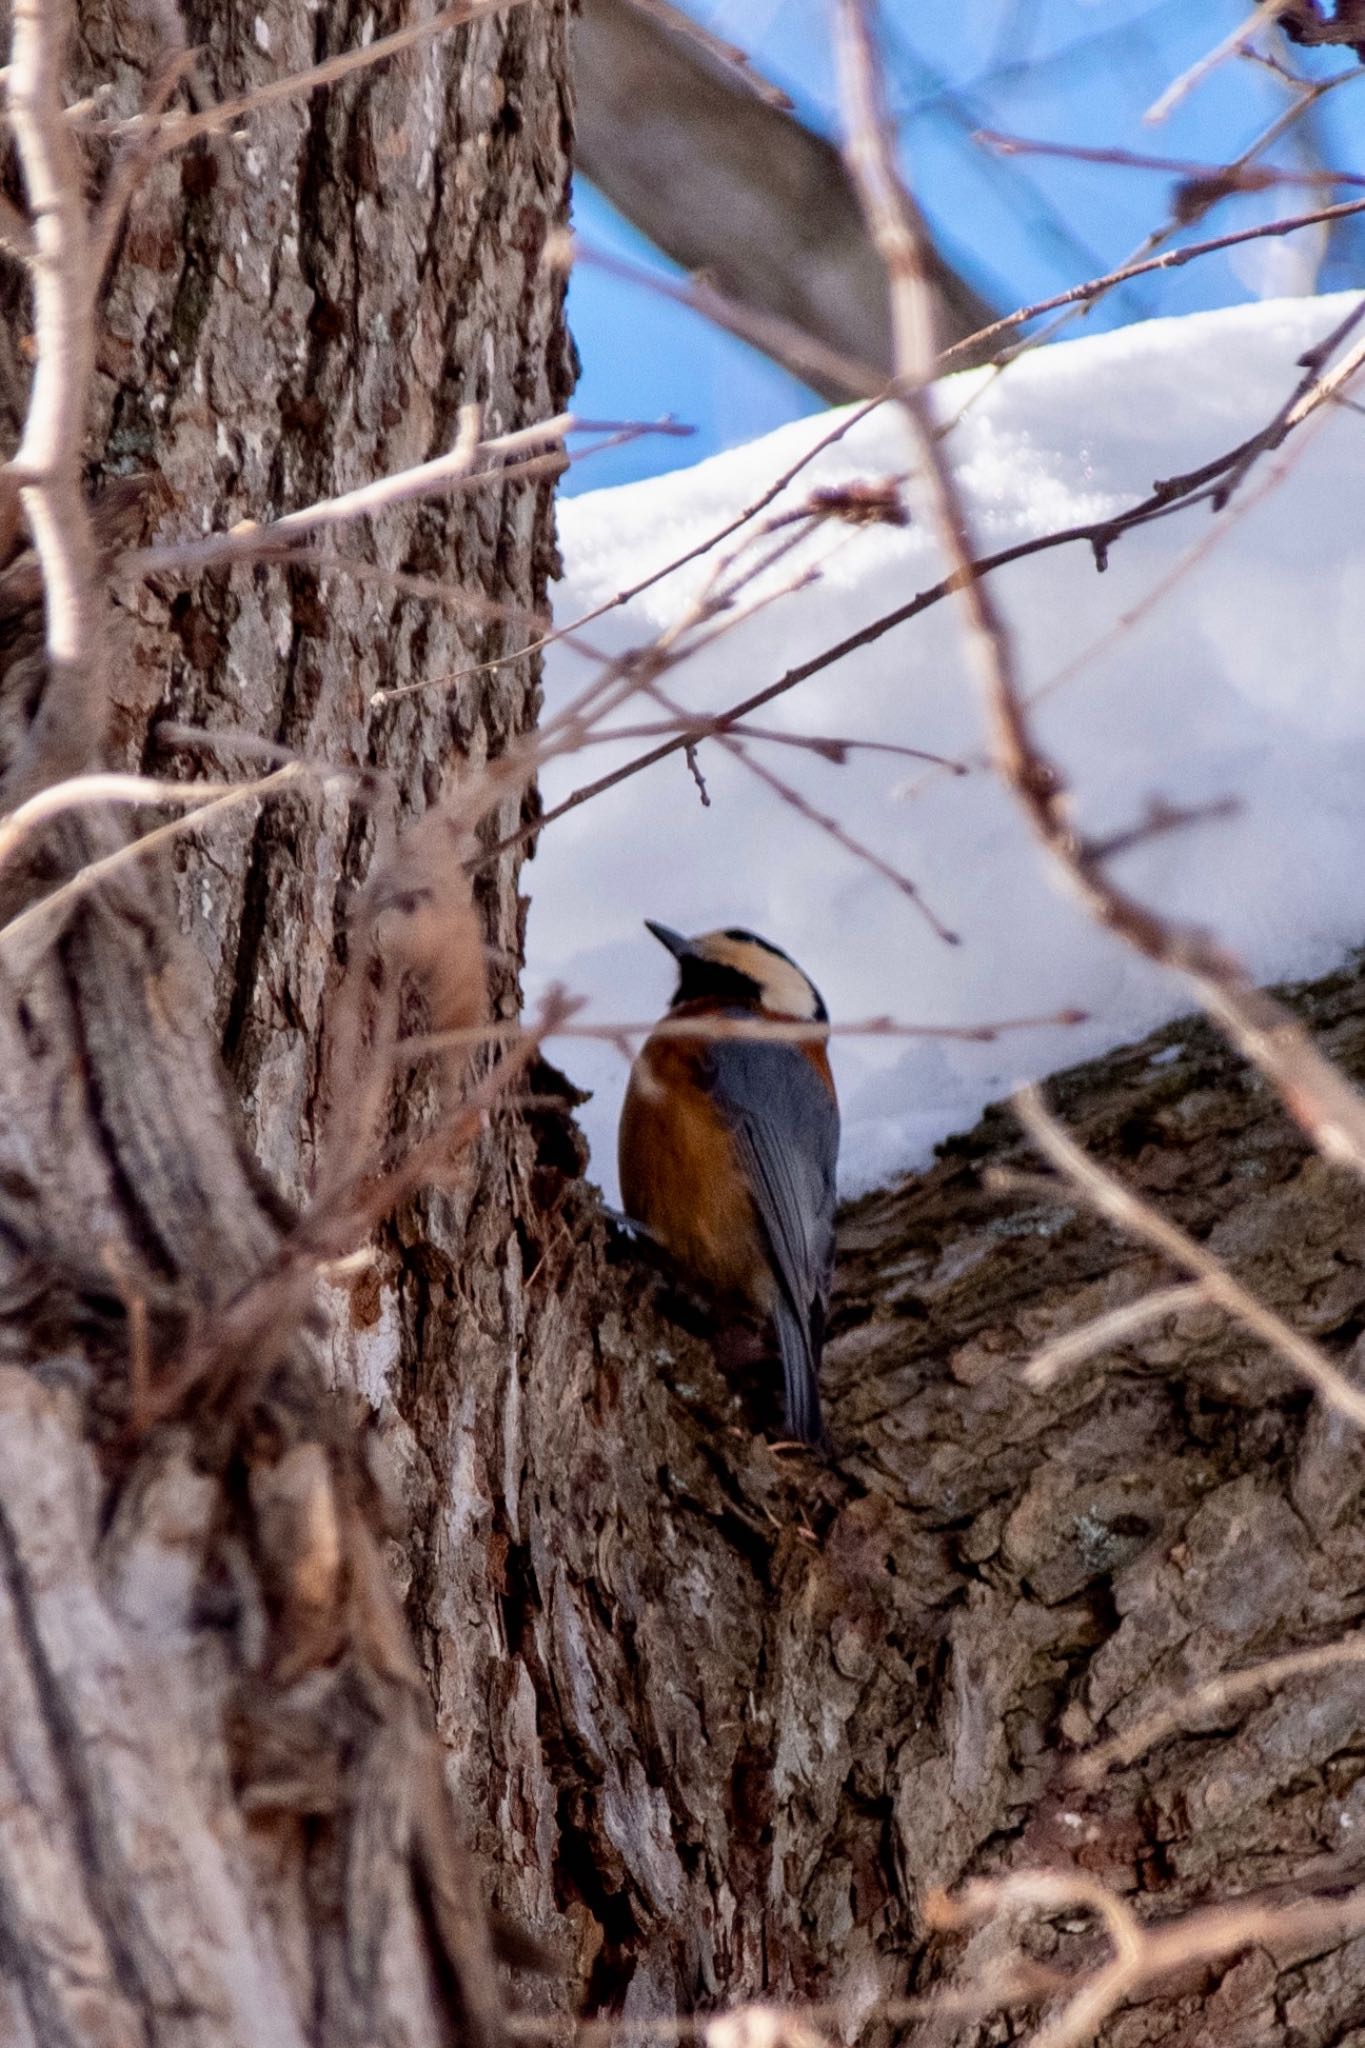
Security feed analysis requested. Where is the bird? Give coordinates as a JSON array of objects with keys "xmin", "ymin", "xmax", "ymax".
[{"xmin": 618, "ymin": 921, "xmax": 839, "ymax": 1446}]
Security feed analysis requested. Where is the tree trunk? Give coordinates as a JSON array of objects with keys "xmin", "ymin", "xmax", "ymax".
[
  {"xmin": 0, "ymin": 2, "xmax": 576, "ymax": 2041},
  {"xmin": 4, "ymin": 7, "xmax": 1365, "ymax": 2047},
  {"xmin": 473, "ymin": 959, "xmax": 1365, "ymax": 2047}
]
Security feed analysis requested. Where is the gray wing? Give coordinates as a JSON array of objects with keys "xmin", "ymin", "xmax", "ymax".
[{"xmin": 707, "ymin": 1037, "xmax": 839, "ymax": 1441}]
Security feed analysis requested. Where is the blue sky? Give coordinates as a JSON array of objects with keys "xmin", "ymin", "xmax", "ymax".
[{"xmin": 565, "ymin": 0, "xmax": 1365, "ymax": 494}]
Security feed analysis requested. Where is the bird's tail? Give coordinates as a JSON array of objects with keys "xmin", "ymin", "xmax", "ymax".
[{"xmin": 773, "ymin": 1295, "xmax": 824, "ymax": 1446}]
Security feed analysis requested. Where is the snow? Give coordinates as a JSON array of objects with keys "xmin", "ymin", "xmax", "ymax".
[{"xmin": 526, "ymin": 294, "xmax": 1365, "ymax": 1202}]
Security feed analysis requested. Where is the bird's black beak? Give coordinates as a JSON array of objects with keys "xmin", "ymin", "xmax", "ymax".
[{"xmin": 644, "ymin": 920, "xmax": 692, "ymax": 960}]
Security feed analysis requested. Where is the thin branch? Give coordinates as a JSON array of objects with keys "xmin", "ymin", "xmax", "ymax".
[
  {"xmin": 1207, "ymin": 289, "xmax": 1365, "ymax": 507},
  {"xmin": 1023, "ymin": 1283, "xmax": 1209, "ymax": 1388},
  {"xmin": 441, "ymin": 503, "xmax": 848, "ymax": 876},
  {"xmin": 1145, "ymin": 3, "xmax": 1292, "ymax": 124},
  {"xmin": 1072, "ymin": 1632, "xmax": 1365, "ymax": 1787},
  {"xmin": 647, "ymin": 677, "xmax": 960, "ymax": 944},
  {"xmin": 512, "ymin": 506, "xmax": 841, "ymax": 793},
  {"xmin": 502, "ymin": 1877, "xmax": 1365, "ymax": 2047},
  {"xmin": 975, "ymin": 129, "xmax": 1365, "ymax": 194},
  {"xmin": 534, "ymin": 712, "xmax": 964, "ymax": 770},
  {"xmin": 933, "ymin": 1868, "xmax": 1365, "ymax": 2048},
  {"xmin": 397, "ymin": 1003, "xmax": 1091, "ymax": 1065},
  {"xmin": 105, "ymin": 0, "xmax": 531, "ymax": 155},
  {"xmin": 1029, "ymin": 371, "xmax": 1352, "ymax": 719},
  {"xmin": 507, "ymin": 469, "xmax": 1216, "ymax": 857},
  {"xmin": 1007, "ymin": 1084, "xmax": 1365, "ymax": 1435},
  {"xmin": 514, "ymin": 271, "xmax": 1365, "ymax": 861},
  {"xmin": 0, "ymin": 762, "xmax": 343, "ymax": 972},
  {"xmin": 4, "ymin": 0, "xmax": 105, "ymax": 803},
  {"xmin": 0, "ymin": 767, "xmax": 317, "ymax": 870},
  {"xmin": 950, "ymin": 1867, "xmax": 1197, "ymax": 2048},
  {"xmin": 370, "ymin": 392, "xmax": 892, "ymax": 707},
  {"xmin": 504, "ymin": 1981, "xmax": 1062, "ymax": 2046},
  {"xmin": 570, "ymin": 240, "xmax": 888, "ymax": 400},
  {"xmin": 936, "ymin": 195, "xmax": 1365, "ymax": 370},
  {"xmin": 943, "ymin": 65, "xmax": 1365, "ymax": 378},
  {"xmin": 696, "ymin": 723, "xmax": 966, "ymax": 770},
  {"xmin": 121, "ymin": 410, "xmax": 690, "ymax": 581},
  {"xmin": 835, "ymin": 0, "xmax": 1365, "ymax": 1185}
]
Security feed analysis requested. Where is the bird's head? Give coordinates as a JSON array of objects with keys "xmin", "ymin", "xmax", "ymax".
[{"xmin": 644, "ymin": 921, "xmax": 828, "ymax": 1022}]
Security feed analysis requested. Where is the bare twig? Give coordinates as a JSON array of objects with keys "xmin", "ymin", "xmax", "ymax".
[
  {"xmin": 122, "ymin": 410, "xmax": 689, "ymax": 580},
  {"xmin": 974, "ymin": 130, "xmax": 1365, "ymax": 194},
  {"xmin": 104, "ymin": 0, "xmax": 531, "ymax": 154},
  {"xmin": 934, "ymin": 1867, "xmax": 1365, "ymax": 2048},
  {"xmin": 938, "ymin": 198, "xmax": 1365, "ymax": 365},
  {"xmin": 1007, "ymin": 1085, "xmax": 1365, "ymax": 1434},
  {"xmin": 682, "ymin": 741, "xmax": 710, "ymax": 805},
  {"xmin": 1072, "ymin": 1632, "xmax": 1365, "ymax": 1787},
  {"xmin": 454, "ymin": 501, "xmax": 856, "ymax": 867},
  {"xmin": 4, "ymin": 0, "xmax": 105, "ymax": 803},
  {"xmin": 646, "ymin": 675, "xmax": 959, "ymax": 943},
  {"xmin": 1145, "ymin": 3, "xmax": 1293, "ymax": 124},
  {"xmin": 836, "ymin": 0, "xmax": 1365, "ymax": 1185},
  {"xmin": 692, "ymin": 723, "xmax": 965, "ymax": 770},
  {"xmin": 570, "ymin": 240, "xmax": 888, "ymax": 400},
  {"xmin": 504, "ymin": 1874, "xmax": 1365, "ymax": 2048},
  {"xmin": 516, "ymin": 271, "xmax": 1365, "ymax": 862},
  {"xmin": 507, "ymin": 1975, "xmax": 1069, "ymax": 2045},
  {"xmin": 944, "ymin": 67, "xmax": 1365, "ymax": 375},
  {"xmin": 504, "ymin": 1982, "xmax": 1062, "ymax": 2046},
  {"xmin": 539, "ymin": 713, "xmax": 965, "ymax": 771},
  {"xmin": 1023, "ymin": 1283, "xmax": 1209, "ymax": 1388},
  {"xmin": 1029, "ymin": 366, "xmax": 1355, "ymax": 718},
  {"xmin": 0, "ymin": 767, "xmax": 315, "ymax": 870},
  {"xmin": 371, "ymin": 392, "xmax": 892, "ymax": 707},
  {"xmin": 0, "ymin": 762, "xmax": 341, "ymax": 971},
  {"xmin": 397, "ymin": 1004, "xmax": 1090, "ymax": 1067}
]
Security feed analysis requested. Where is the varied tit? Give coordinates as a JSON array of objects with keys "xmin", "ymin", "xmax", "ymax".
[{"xmin": 618, "ymin": 921, "xmax": 839, "ymax": 1446}]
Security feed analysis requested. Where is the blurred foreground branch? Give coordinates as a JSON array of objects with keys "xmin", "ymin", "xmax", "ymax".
[{"xmin": 573, "ymin": 0, "xmax": 997, "ymax": 397}]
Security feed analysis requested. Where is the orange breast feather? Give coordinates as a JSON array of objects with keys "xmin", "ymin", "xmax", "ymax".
[{"xmin": 619, "ymin": 1032, "xmax": 770, "ymax": 1305}]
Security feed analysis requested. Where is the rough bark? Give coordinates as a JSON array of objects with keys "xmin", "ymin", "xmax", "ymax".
[
  {"xmin": 0, "ymin": 1, "xmax": 576, "ymax": 2041},
  {"xmin": 3, "ymin": 4, "xmax": 1365, "ymax": 2045},
  {"xmin": 495, "ymin": 957, "xmax": 1365, "ymax": 2047}
]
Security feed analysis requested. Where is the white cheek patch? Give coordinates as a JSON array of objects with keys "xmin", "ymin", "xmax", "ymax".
[
  {"xmin": 699, "ymin": 936, "xmax": 820, "ymax": 1019},
  {"xmin": 756, "ymin": 955, "xmax": 820, "ymax": 1021}
]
